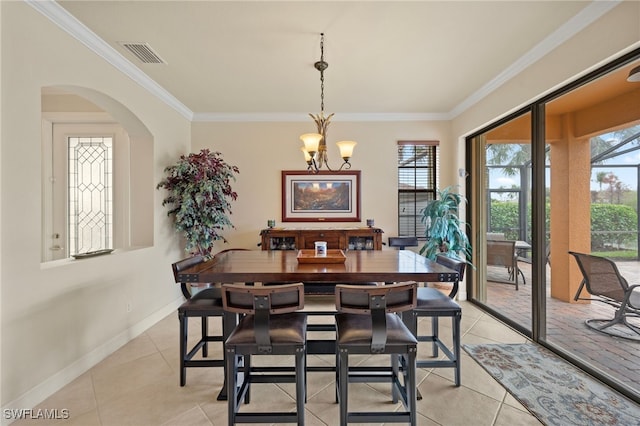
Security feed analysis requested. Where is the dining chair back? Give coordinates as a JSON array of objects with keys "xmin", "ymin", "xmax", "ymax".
[
  {"xmin": 222, "ymin": 283, "xmax": 307, "ymax": 425},
  {"xmin": 334, "ymin": 282, "xmax": 418, "ymax": 425},
  {"xmin": 172, "ymin": 254, "xmax": 208, "ymax": 299},
  {"xmin": 388, "ymin": 236, "xmax": 419, "ymax": 250}
]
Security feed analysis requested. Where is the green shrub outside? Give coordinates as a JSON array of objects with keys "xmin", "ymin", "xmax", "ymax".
[
  {"xmin": 489, "ymin": 201, "xmax": 637, "ymax": 253},
  {"xmin": 591, "ymin": 204, "xmax": 638, "ymax": 250}
]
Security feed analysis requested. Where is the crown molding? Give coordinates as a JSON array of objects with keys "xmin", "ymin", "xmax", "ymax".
[
  {"xmin": 448, "ymin": 0, "xmax": 621, "ymax": 119},
  {"xmin": 26, "ymin": 0, "xmax": 194, "ymax": 121},
  {"xmin": 192, "ymin": 112, "xmax": 450, "ymax": 122},
  {"xmin": 28, "ymin": 0, "xmax": 620, "ymax": 124}
]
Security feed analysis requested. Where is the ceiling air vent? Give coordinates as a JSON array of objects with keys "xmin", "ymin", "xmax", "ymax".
[{"xmin": 119, "ymin": 42, "xmax": 166, "ymax": 64}]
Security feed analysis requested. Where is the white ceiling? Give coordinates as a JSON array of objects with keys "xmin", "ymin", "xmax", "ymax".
[{"xmin": 36, "ymin": 1, "xmax": 619, "ymax": 121}]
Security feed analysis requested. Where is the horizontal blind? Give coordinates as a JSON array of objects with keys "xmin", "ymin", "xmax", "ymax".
[{"xmin": 397, "ymin": 141, "xmax": 439, "ymax": 237}]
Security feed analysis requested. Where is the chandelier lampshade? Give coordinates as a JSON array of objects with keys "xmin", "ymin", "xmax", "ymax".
[
  {"xmin": 300, "ymin": 133, "xmax": 322, "ymax": 155},
  {"xmin": 336, "ymin": 141, "xmax": 357, "ymax": 161}
]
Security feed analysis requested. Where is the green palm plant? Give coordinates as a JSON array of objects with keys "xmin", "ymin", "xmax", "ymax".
[
  {"xmin": 157, "ymin": 149, "xmax": 239, "ymax": 257},
  {"xmin": 419, "ymin": 186, "xmax": 473, "ymax": 265}
]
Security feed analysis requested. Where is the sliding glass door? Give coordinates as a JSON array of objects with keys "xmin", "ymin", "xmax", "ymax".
[
  {"xmin": 467, "ymin": 51, "xmax": 640, "ymax": 401},
  {"xmin": 469, "ymin": 112, "xmax": 535, "ymax": 335}
]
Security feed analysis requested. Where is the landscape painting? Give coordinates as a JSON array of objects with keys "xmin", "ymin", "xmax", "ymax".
[{"xmin": 281, "ymin": 170, "xmax": 361, "ymax": 222}]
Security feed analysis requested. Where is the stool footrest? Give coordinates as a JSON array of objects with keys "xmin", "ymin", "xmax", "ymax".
[
  {"xmin": 234, "ymin": 413, "xmax": 300, "ymax": 423},
  {"xmin": 348, "ymin": 412, "xmax": 412, "ymax": 423}
]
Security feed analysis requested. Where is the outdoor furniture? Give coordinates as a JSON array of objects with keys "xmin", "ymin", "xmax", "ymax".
[
  {"xmin": 569, "ymin": 251, "xmax": 640, "ymax": 341},
  {"xmin": 222, "ymin": 283, "xmax": 307, "ymax": 425},
  {"xmin": 403, "ymin": 254, "xmax": 465, "ymax": 387},
  {"xmin": 334, "ymin": 282, "xmax": 418, "ymax": 425},
  {"xmin": 487, "ymin": 239, "xmax": 521, "ymax": 290}
]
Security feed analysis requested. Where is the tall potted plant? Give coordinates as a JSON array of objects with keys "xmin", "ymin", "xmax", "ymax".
[
  {"xmin": 419, "ymin": 185, "xmax": 472, "ymax": 265},
  {"xmin": 157, "ymin": 149, "xmax": 239, "ymax": 257}
]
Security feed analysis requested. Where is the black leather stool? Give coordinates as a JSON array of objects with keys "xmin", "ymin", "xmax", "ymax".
[
  {"xmin": 403, "ymin": 254, "xmax": 465, "ymax": 386},
  {"xmin": 173, "ymin": 256, "xmax": 232, "ymax": 395},
  {"xmin": 334, "ymin": 282, "xmax": 418, "ymax": 425},
  {"xmin": 222, "ymin": 283, "xmax": 307, "ymax": 425}
]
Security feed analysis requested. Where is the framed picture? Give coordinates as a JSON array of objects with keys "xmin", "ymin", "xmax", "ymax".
[{"xmin": 281, "ymin": 170, "xmax": 361, "ymax": 222}]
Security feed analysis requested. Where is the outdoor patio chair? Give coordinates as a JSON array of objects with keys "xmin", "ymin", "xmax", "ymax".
[
  {"xmin": 487, "ymin": 239, "xmax": 522, "ymax": 290},
  {"xmin": 569, "ymin": 251, "xmax": 640, "ymax": 341}
]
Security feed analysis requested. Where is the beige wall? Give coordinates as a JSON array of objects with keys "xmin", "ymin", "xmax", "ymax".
[
  {"xmin": 2, "ymin": 0, "xmax": 640, "ymax": 419},
  {"xmin": 452, "ymin": 1, "xmax": 640, "ymax": 138},
  {"xmin": 191, "ymin": 120, "xmax": 456, "ymax": 250},
  {"xmin": 1, "ymin": 2, "xmax": 189, "ymax": 410}
]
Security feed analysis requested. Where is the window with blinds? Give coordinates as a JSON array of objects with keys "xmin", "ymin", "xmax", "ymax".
[{"xmin": 397, "ymin": 141, "xmax": 439, "ymax": 238}]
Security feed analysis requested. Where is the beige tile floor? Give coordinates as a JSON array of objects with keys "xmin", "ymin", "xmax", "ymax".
[{"xmin": 14, "ymin": 297, "xmax": 542, "ymax": 425}]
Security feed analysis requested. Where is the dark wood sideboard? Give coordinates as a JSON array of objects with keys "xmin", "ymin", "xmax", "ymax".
[{"xmin": 259, "ymin": 227, "xmax": 384, "ymax": 251}]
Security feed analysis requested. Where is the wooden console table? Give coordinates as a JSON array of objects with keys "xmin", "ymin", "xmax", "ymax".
[{"xmin": 260, "ymin": 227, "xmax": 383, "ymax": 251}]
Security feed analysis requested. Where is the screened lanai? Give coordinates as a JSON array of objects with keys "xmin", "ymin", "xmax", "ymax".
[
  {"xmin": 486, "ymin": 125, "xmax": 639, "ymax": 261},
  {"xmin": 469, "ymin": 55, "xmax": 640, "ymax": 403}
]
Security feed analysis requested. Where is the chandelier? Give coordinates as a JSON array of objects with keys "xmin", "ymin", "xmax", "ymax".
[{"xmin": 300, "ymin": 33, "xmax": 357, "ymax": 173}]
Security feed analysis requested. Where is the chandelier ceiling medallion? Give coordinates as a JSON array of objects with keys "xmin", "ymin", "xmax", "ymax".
[{"xmin": 300, "ymin": 33, "xmax": 357, "ymax": 173}]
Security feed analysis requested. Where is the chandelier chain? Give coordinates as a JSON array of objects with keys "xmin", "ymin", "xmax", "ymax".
[
  {"xmin": 300, "ymin": 32, "xmax": 355, "ymax": 173},
  {"xmin": 319, "ymin": 34, "xmax": 325, "ymax": 114}
]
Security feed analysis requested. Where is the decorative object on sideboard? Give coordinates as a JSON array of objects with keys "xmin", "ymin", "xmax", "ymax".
[
  {"xmin": 157, "ymin": 149, "xmax": 239, "ymax": 257},
  {"xmin": 300, "ymin": 33, "xmax": 357, "ymax": 173}
]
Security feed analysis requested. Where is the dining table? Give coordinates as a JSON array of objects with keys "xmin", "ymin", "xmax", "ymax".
[
  {"xmin": 174, "ymin": 248, "xmax": 460, "ymax": 400},
  {"xmin": 176, "ymin": 248, "xmax": 459, "ymax": 285}
]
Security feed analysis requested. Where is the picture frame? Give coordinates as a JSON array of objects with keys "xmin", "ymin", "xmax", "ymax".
[{"xmin": 281, "ymin": 170, "xmax": 361, "ymax": 222}]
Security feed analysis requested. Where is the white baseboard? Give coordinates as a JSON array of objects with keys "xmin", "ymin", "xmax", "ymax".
[{"xmin": 1, "ymin": 298, "xmax": 183, "ymax": 426}]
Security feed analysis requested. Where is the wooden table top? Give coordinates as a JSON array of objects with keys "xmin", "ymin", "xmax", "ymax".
[{"xmin": 175, "ymin": 249, "xmax": 459, "ymax": 284}]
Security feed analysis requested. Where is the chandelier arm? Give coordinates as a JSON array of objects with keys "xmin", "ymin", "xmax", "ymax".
[
  {"xmin": 338, "ymin": 161, "xmax": 351, "ymax": 171},
  {"xmin": 321, "ymin": 153, "xmax": 335, "ymax": 172}
]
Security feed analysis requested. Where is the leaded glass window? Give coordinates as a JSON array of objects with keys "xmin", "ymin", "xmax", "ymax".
[{"xmin": 68, "ymin": 136, "xmax": 113, "ymax": 255}]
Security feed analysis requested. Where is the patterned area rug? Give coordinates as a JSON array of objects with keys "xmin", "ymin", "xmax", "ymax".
[{"xmin": 463, "ymin": 343, "xmax": 640, "ymax": 426}]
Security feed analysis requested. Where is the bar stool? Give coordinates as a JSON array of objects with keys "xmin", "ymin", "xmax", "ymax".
[
  {"xmin": 334, "ymin": 282, "xmax": 418, "ymax": 425},
  {"xmin": 222, "ymin": 283, "xmax": 307, "ymax": 425},
  {"xmin": 388, "ymin": 236, "xmax": 419, "ymax": 250},
  {"xmin": 173, "ymin": 255, "xmax": 230, "ymax": 392},
  {"xmin": 403, "ymin": 254, "xmax": 465, "ymax": 387}
]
